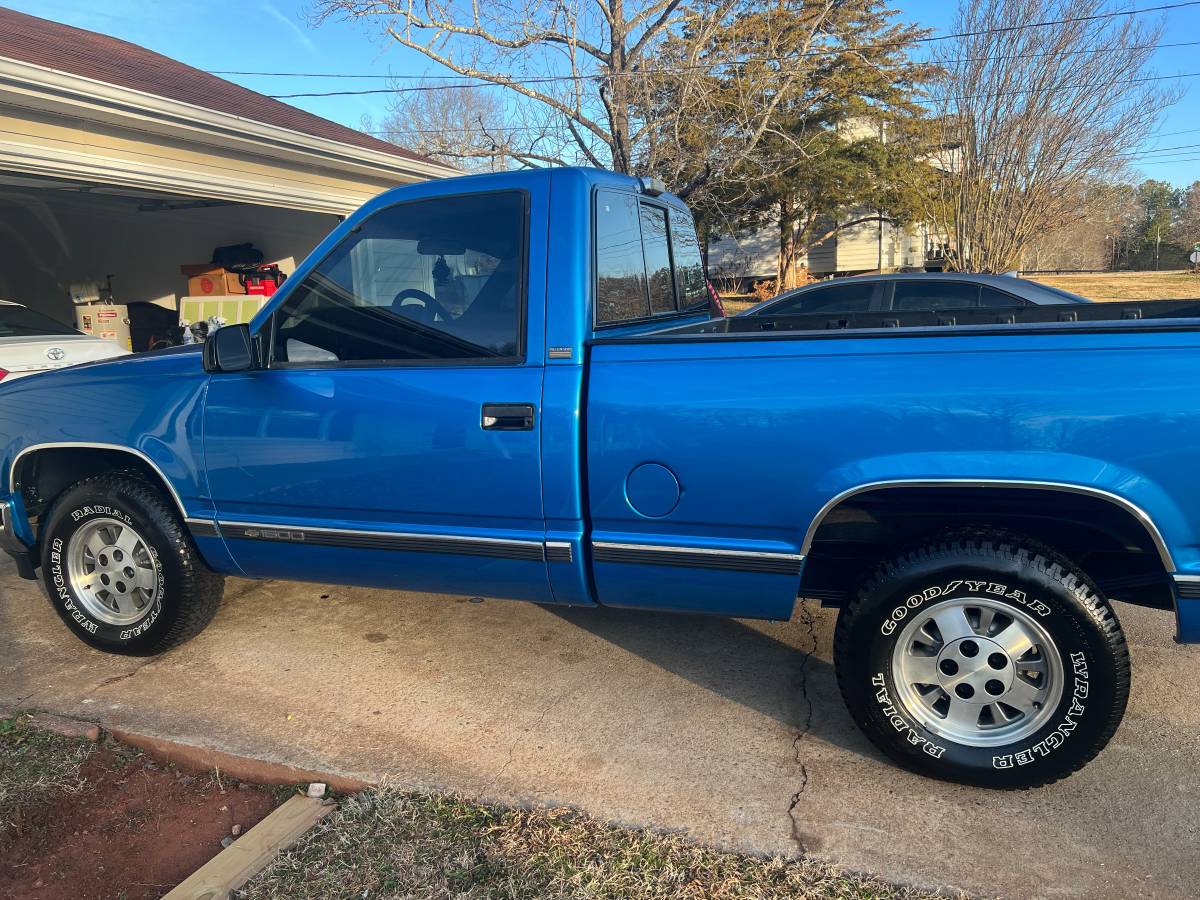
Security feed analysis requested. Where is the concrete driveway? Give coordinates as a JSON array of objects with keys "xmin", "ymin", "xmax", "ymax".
[{"xmin": 2, "ymin": 556, "xmax": 1197, "ymax": 898}]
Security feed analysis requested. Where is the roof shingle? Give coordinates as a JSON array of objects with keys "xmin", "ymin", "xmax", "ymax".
[{"xmin": 0, "ymin": 6, "xmax": 432, "ymax": 165}]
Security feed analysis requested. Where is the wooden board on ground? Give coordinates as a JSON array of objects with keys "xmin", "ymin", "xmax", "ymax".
[{"xmin": 163, "ymin": 794, "xmax": 334, "ymax": 900}]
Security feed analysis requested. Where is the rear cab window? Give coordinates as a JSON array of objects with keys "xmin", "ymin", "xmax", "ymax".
[{"xmin": 594, "ymin": 188, "xmax": 709, "ymax": 328}]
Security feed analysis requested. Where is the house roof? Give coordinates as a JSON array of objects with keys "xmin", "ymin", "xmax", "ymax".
[{"xmin": 0, "ymin": 6, "xmax": 432, "ymax": 165}]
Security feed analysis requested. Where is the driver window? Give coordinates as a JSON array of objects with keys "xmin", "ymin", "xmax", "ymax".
[{"xmin": 270, "ymin": 191, "xmax": 525, "ymax": 365}]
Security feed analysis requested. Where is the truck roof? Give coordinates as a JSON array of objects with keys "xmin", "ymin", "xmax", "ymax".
[{"xmin": 371, "ymin": 166, "xmax": 691, "ymax": 215}]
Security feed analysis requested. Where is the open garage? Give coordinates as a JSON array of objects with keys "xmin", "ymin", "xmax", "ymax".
[{"xmin": 0, "ymin": 6, "xmax": 452, "ymax": 348}]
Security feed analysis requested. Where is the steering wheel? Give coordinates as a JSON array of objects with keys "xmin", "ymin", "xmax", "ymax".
[{"xmin": 392, "ymin": 288, "xmax": 453, "ymax": 323}]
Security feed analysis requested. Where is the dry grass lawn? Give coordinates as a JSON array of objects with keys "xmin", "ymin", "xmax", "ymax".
[
  {"xmin": 1028, "ymin": 270, "xmax": 1200, "ymax": 303},
  {"xmin": 242, "ymin": 787, "xmax": 948, "ymax": 900}
]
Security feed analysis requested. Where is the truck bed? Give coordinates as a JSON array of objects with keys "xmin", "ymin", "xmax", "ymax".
[{"xmin": 584, "ymin": 297, "xmax": 1200, "ymax": 626}]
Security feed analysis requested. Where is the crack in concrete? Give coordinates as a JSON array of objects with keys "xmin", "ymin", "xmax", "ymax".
[
  {"xmin": 90, "ymin": 659, "xmax": 158, "ymax": 692},
  {"xmin": 480, "ymin": 685, "xmax": 572, "ymax": 800},
  {"xmin": 787, "ymin": 598, "xmax": 818, "ymax": 855}
]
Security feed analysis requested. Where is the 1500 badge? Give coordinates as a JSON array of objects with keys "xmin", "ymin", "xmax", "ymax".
[{"xmin": 244, "ymin": 528, "xmax": 306, "ymax": 542}]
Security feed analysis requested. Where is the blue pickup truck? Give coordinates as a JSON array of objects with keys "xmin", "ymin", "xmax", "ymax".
[{"xmin": 2, "ymin": 167, "xmax": 1198, "ymax": 790}]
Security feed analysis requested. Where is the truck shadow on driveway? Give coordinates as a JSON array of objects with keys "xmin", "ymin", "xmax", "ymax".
[{"xmin": 546, "ymin": 601, "xmax": 880, "ymax": 761}]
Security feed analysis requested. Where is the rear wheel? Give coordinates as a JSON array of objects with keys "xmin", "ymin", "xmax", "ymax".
[
  {"xmin": 834, "ymin": 530, "xmax": 1129, "ymax": 788},
  {"xmin": 40, "ymin": 473, "xmax": 224, "ymax": 656}
]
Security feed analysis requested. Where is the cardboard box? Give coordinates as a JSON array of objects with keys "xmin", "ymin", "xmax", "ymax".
[{"xmin": 181, "ymin": 264, "xmax": 245, "ymax": 296}]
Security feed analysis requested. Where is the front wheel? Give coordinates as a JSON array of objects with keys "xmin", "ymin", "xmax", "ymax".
[
  {"xmin": 40, "ymin": 473, "xmax": 225, "ymax": 656},
  {"xmin": 834, "ymin": 530, "xmax": 1130, "ymax": 788}
]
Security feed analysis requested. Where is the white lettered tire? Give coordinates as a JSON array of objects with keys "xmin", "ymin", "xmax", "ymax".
[
  {"xmin": 834, "ymin": 530, "xmax": 1130, "ymax": 788},
  {"xmin": 40, "ymin": 474, "xmax": 224, "ymax": 656}
]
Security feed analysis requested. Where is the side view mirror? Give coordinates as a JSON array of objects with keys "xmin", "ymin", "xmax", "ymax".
[{"xmin": 203, "ymin": 323, "xmax": 257, "ymax": 373}]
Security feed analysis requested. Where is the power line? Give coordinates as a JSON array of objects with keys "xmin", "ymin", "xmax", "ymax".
[
  {"xmin": 1115, "ymin": 140, "xmax": 1200, "ymax": 157},
  {"xmin": 922, "ymin": 69, "xmax": 1200, "ymax": 105},
  {"xmin": 1135, "ymin": 154, "xmax": 1200, "ymax": 165},
  {"xmin": 242, "ymin": 0, "xmax": 1200, "ymax": 98},
  {"xmin": 1149, "ymin": 125, "xmax": 1200, "ymax": 139},
  {"xmin": 269, "ymin": 67, "xmax": 1200, "ymax": 102},
  {"xmin": 212, "ymin": 39, "xmax": 1200, "ymax": 83},
  {"xmin": 270, "ymin": 68, "xmax": 1200, "ymax": 101}
]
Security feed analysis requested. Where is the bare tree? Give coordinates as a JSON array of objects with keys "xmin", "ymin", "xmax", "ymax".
[
  {"xmin": 311, "ymin": 0, "xmax": 925, "ymax": 203},
  {"xmin": 312, "ymin": 0, "xmax": 735, "ymax": 173},
  {"xmin": 377, "ymin": 82, "xmax": 515, "ymax": 172},
  {"xmin": 923, "ymin": 0, "xmax": 1182, "ymax": 273},
  {"xmin": 1021, "ymin": 182, "xmax": 1139, "ymax": 271}
]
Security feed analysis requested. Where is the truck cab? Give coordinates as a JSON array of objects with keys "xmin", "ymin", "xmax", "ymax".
[{"xmin": 198, "ymin": 168, "xmax": 716, "ymax": 607}]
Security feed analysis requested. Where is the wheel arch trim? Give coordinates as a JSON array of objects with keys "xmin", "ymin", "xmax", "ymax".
[
  {"xmin": 800, "ymin": 478, "xmax": 1176, "ymax": 572},
  {"xmin": 9, "ymin": 442, "xmax": 193, "ymax": 524}
]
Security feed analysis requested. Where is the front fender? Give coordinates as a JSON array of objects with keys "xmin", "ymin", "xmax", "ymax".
[{"xmin": 0, "ymin": 348, "xmax": 210, "ymax": 514}]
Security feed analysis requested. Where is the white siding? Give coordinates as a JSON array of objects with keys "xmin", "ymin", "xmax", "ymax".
[
  {"xmin": 835, "ymin": 211, "xmax": 883, "ymax": 273},
  {"xmin": 707, "ymin": 228, "xmax": 776, "ymax": 281}
]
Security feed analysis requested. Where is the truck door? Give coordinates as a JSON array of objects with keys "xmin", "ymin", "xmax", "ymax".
[{"xmin": 201, "ymin": 185, "xmax": 553, "ymax": 603}]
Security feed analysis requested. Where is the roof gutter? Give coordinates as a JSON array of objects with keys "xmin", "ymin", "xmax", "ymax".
[{"xmin": 0, "ymin": 55, "xmax": 457, "ymax": 211}]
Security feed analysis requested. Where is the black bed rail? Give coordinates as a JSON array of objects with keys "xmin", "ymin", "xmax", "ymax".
[
  {"xmin": 730, "ymin": 299, "xmax": 1200, "ymax": 333},
  {"xmin": 596, "ymin": 298, "xmax": 1200, "ymax": 344}
]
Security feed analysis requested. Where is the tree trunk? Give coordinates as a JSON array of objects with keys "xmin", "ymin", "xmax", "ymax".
[{"xmin": 778, "ymin": 196, "xmax": 797, "ymax": 290}]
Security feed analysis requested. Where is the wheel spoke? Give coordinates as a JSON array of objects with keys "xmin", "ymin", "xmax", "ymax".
[
  {"xmin": 976, "ymin": 605, "xmax": 1000, "ymax": 636},
  {"xmin": 931, "ymin": 605, "xmax": 975, "ymax": 643},
  {"xmin": 113, "ymin": 525, "xmax": 141, "ymax": 557},
  {"xmin": 993, "ymin": 621, "xmax": 1036, "ymax": 660},
  {"xmin": 111, "ymin": 588, "xmax": 134, "ymax": 613},
  {"xmin": 986, "ymin": 701, "xmax": 1018, "ymax": 724},
  {"xmin": 85, "ymin": 531, "xmax": 107, "ymax": 559},
  {"xmin": 901, "ymin": 652, "xmax": 940, "ymax": 686},
  {"xmin": 940, "ymin": 697, "xmax": 981, "ymax": 731},
  {"xmin": 75, "ymin": 572, "xmax": 100, "ymax": 593},
  {"xmin": 1005, "ymin": 676, "xmax": 1045, "ymax": 714},
  {"xmin": 132, "ymin": 564, "xmax": 158, "ymax": 593}
]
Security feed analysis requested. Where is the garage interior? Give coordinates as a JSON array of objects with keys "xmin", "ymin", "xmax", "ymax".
[
  {"xmin": 0, "ymin": 172, "xmax": 341, "ymax": 334},
  {"xmin": 0, "ymin": 5, "xmax": 453, "ymax": 352},
  {"xmin": 0, "ymin": 172, "xmax": 341, "ymax": 347}
]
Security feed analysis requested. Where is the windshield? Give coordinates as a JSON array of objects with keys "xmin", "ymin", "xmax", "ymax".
[{"xmin": 0, "ymin": 305, "xmax": 82, "ymax": 337}]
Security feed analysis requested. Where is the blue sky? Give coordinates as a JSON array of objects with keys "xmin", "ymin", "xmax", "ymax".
[{"xmin": 7, "ymin": 0, "xmax": 1199, "ymax": 186}]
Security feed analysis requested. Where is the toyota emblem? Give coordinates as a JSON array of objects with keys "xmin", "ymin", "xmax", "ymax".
[{"xmin": 45, "ymin": 346, "xmax": 66, "ymax": 361}]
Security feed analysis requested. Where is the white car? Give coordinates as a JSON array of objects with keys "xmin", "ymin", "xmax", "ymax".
[{"xmin": 0, "ymin": 300, "xmax": 129, "ymax": 380}]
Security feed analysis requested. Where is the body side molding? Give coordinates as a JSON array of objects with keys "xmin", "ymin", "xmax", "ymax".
[
  {"xmin": 219, "ymin": 520, "xmax": 547, "ymax": 561},
  {"xmin": 1174, "ymin": 574, "xmax": 1200, "ymax": 598},
  {"xmin": 592, "ymin": 540, "xmax": 803, "ymax": 575}
]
